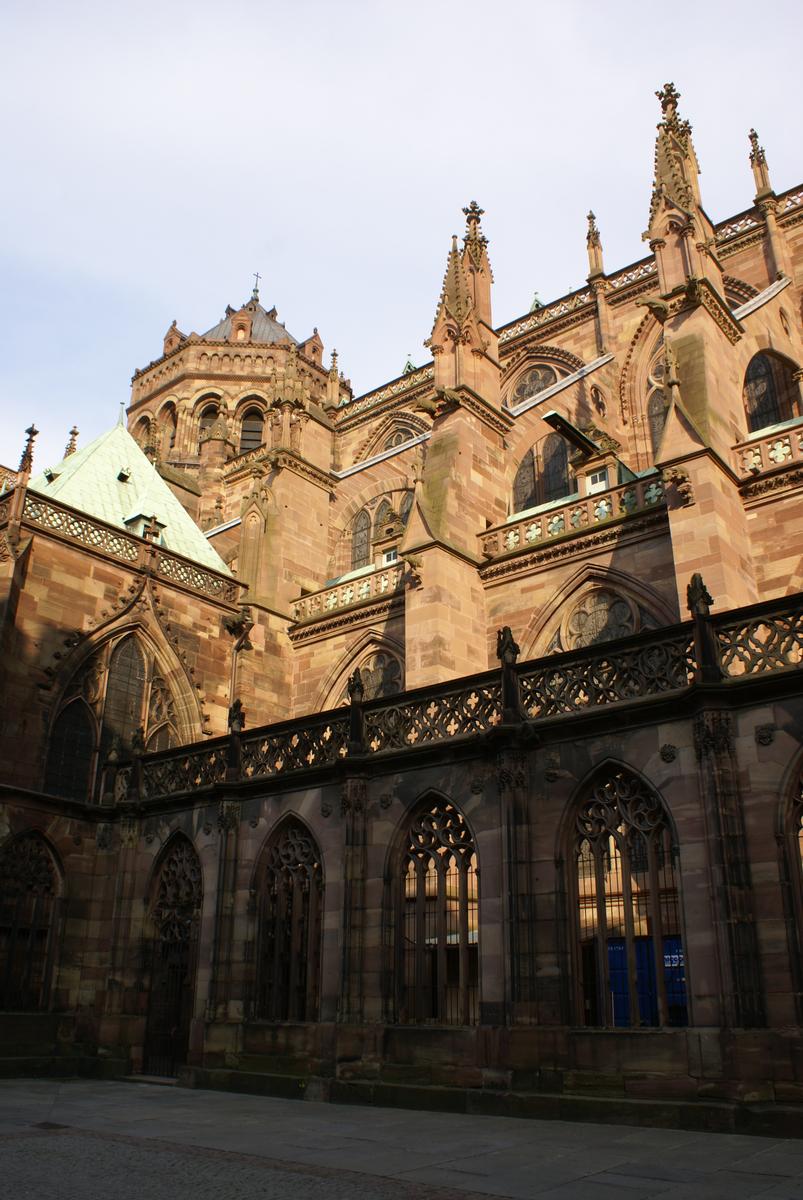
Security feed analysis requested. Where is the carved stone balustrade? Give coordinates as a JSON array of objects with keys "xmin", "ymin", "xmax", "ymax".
[
  {"xmin": 480, "ymin": 476, "xmax": 665, "ymax": 561},
  {"xmin": 17, "ymin": 493, "xmax": 240, "ymax": 602},
  {"xmin": 734, "ymin": 419, "xmax": 803, "ymax": 481},
  {"xmin": 291, "ymin": 564, "xmax": 405, "ymax": 623}
]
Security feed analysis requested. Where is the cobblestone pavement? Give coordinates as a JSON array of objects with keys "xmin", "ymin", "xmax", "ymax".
[{"xmin": 1, "ymin": 1080, "xmax": 803, "ymax": 1199}]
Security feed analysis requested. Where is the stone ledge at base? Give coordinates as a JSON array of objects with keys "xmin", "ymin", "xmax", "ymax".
[{"xmin": 178, "ymin": 1067, "xmax": 803, "ymax": 1139}]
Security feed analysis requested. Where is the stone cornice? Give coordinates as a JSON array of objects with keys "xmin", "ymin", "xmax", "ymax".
[
  {"xmin": 288, "ymin": 594, "xmax": 404, "ymax": 644},
  {"xmin": 741, "ymin": 464, "xmax": 803, "ymax": 503},
  {"xmin": 225, "ymin": 447, "xmax": 334, "ymax": 491}
]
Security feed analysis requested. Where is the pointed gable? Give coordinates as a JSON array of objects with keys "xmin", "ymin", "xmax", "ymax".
[{"xmin": 29, "ymin": 423, "xmax": 230, "ymax": 574}]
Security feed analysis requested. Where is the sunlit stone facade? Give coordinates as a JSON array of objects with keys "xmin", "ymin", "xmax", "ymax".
[{"xmin": 1, "ymin": 87, "xmax": 803, "ymax": 1126}]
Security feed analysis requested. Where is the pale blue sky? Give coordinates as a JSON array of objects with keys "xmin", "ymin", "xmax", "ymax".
[{"xmin": 1, "ymin": 0, "xmax": 800, "ymax": 470}]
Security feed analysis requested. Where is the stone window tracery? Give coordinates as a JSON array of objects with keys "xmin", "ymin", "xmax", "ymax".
[
  {"xmin": 0, "ymin": 834, "xmax": 62, "ymax": 1012},
  {"xmin": 646, "ymin": 341, "xmax": 669, "ymax": 459},
  {"xmin": 565, "ymin": 590, "xmax": 637, "ymax": 649},
  {"xmin": 44, "ymin": 635, "xmax": 179, "ymax": 802},
  {"xmin": 384, "ymin": 425, "xmax": 416, "ymax": 450},
  {"xmin": 512, "ymin": 434, "xmax": 573, "ymax": 514},
  {"xmin": 743, "ymin": 353, "xmax": 799, "ymax": 432},
  {"xmin": 340, "ymin": 651, "xmax": 403, "ymax": 704},
  {"xmin": 144, "ymin": 837, "xmax": 202, "ymax": 1076},
  {"xmin": 351, "ymin": 509, "xmax": 371, "ymax": 569},
  {"xmin": 573, "ymin": 767, "xmax": 687, "ymax": 1029},
  {"xmin": 510, "ymin": 364, "xmax": 558, "ymax": 407},
  {"xmin": 253, "ymin": 821, "xmax": 323, "ymax": 1022},
  {"xmin": 395, "ymin": 800, "xmax": 479, "ymax": 1026}
]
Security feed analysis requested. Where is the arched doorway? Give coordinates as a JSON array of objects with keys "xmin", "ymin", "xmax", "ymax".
[{"xmin": 143, "ymin": 837, "xmax": 202, "ymax": 1076}]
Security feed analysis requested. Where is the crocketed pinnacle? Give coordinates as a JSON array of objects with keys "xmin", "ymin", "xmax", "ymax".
[
  {"xmin": 586, "ymin": 210, "xmax": 601, "ymax": 248},
  {"xmin": 648, "ymin": 82, "xmax": 698, "ymax": 229},
  {"xmin": 18, "ymin": 425, "xmax": 38, "ymax": 473},
  {"xmin": 749, "ymin": 128, "xmax": 766, "ymax": 167},
  {"xmin": 64, "ymin": 426, "xmax": 79, "ymax": 458},
  {"xmin": 438, "ymin": 234, "xmax": 474, "ymax": 326}
]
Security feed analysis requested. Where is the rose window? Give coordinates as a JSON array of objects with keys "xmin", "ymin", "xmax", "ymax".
[
  {"xmin": 566, "ymin": 590, "xmax": 637, "ymax": 649},
  {"xmin": 511, "ymin": 365, "xmax": 558, "ymax": 405}
]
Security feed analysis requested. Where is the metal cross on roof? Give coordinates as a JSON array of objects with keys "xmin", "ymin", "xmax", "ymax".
[{"xmin": 252, "ymin": 271, "xmax": 261, "ymax": 300}]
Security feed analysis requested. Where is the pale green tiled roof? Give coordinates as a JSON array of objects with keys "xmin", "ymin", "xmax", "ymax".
[{"xmin": 29, "ymin": 423, "xmax": 230, "ymax": 575}]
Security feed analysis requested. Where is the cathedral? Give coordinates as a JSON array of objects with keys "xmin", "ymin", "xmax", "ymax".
[{"xmin": 1, "ymin": 84, "xmax": 802, "ymax": 1130}]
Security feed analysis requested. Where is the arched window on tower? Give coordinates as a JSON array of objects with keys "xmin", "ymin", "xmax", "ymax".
[
  {"xmin": 158, "ymin": 404, "xmax": 177, "ymax": 456},
  {"xmin": 351, "ymin": 509, "xmax": 371, "ymax": 569},
  {"xmin": 395, "ymin": 799, "xmax": 479, "ymax": 1026},
  {"xmin": 198, "ymin": 401, "xmax": 219, "ymax": 450},
  {"xmin": 239, "ymin": 407, "xmax": 264, "ymax": 455},
  {"xmin": 253, "ymin": 821, "xmax": 323, "ymax": 1022},
  {"xmin": 743, "ymin": 353, "xmax": 799, "ymax": 432},
  {"xmin": 0, "ymin": 833, "xmax": 63, "ymax": 1012},
  {"xmin": 573, "ymin": 766, "xmax": 687, "ymax": 1029}
]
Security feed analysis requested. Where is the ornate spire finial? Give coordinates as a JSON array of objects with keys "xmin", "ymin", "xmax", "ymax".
[
  {"xmin": 252, "ymin": 270, "xmax": 261, "ymax": 301},
  {"xmin": 748, "ymin": 128, "xmax": 765, "ymax": 166},
  {"xmin": 64, "ymin": 426, "xmax": 79, "ymax": 458},
  {"xmin": 463, "ymin": 200, "xmax": 484, "ymax": 228},
  {"xmin": 586, "ymin": 211, "xmax": 604, "ymax": 278},
  {"xmin": 18, "ymin": 424, "xmax": 38, "ymax": 473},
  {"xmin": 656, "ymin": 82, "xmax": 681, "ymax": 116}
]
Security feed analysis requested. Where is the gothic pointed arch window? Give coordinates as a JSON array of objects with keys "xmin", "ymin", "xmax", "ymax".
[
  {"xmin": 374, "ymin": 498, "xmax": 394, "ymax": 538},
  {"xmin": 239, "ymin": 405, "xmax": 265, "ymax": 455},
  {"xmin": 513, "ymin": 448, "xmax": 537, "ymax": 512},
  {"xmin": 0, "ymin": 834, "xmax": 63, "ymax": 1012},
  {"xmin": 542, "ymin": 432, "xmax": 571, "ymax": 503},
  {"xmin": 511, "ymin": 435, "xmax": 573, "ymax": 514},
  {"xmin": 351, "ymin": 509, "xmax": 371, "ymax": 569},
  {"xmin": 43, "ymin": 701, "xmax": 95, "ymax": 802},
  {"xmin": 100, "ymin": 637, "xmax": 147, "ymax": 761},
  {"xmin": 743, "ymin": 353, "xmax": 799, "ymax": 432},
  {"xmin": 573, "ymin": 766, "xmax": 687, "ymax": 1028},
  {"xmin": 253, "ymin": 820, "xmax": 323, "ymax": 1022},
  {"xmin": 144, "ymin": 836, "xmax": 202, "ymax": 1076},
  {"xmin": 44, "ymin": 635, "xmax": 179, "ymax": 802},
  {"xmin": 645, "ymin": 340, "xmax": 669, "ymax": 459},
  {"xmin": 395, "ymin": 799, "xmax": 479, "ymax": 1025}
]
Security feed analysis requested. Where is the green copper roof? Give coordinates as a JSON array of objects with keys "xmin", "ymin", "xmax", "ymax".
[{"xmin": 29, "ymin": 423, "xmax": 230, "ymax": 575}]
